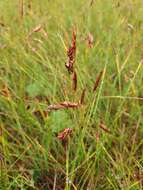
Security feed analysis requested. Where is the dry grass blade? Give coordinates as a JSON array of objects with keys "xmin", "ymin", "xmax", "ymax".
[
  {"xmin": 0, "ymin": 22, "xmax": 6, "ymax": 27},
  {"xmin": 1, "ymin": 84, "xmax": 10, "ymax": 98},
  {"xmin": 93, "ymin": 70, "xmax": 103, "ymax": 92},
  {"xmin": 99, "ymin": 121, "xmax": 111, "ymax": 134},
  {"xmin": 28, "ymin": 0, "xmax": 32, "ymax": 10},
  {"xmin": 0, "ymin": 44, "xmax": 7, "ymax": 49},
  {"xmin": 72, "ymin": 71, "xmax": 77, "ymax": 91},
  {"xmin": 65, "ymin": 28, "xmax": 76, "ymax": 73},
  {"xmin": 41, "ymin": 29, "xmax": 48, "ymax": 38},
  {"xmin": 87, "ymin": 33, "xmax": 94, "ymax": 48},
  {"xmin": 28, "ymin": 24, "xmax": 42, "ymax": 37},
  {"xmin": 95, "ymin": 133, "xmax": 100, "ymax": 142},
  {"xmin": 19, "ymin": 0, "xmax": 24, "ymax": 19},
  {"xmin": 47, "ymin": 101, "xmax": 80, "ymax": 111},
  {"xmin": 28, "ymin": 24, "xmax": 48, "ymax": 39},
  {"xmin": 57, "ymin": 128, "xmax": 72, "ymax": 140},
  {"xmin": 32, "ymin": 24, "xmax": 42, "ymax": 33},
  {"xmin": 90, "ymin": 0, "xmax": 94, "ymax": 6},
  {"xmin": 80, "ymin": 88, "xmax": 86, "ymax": 104}
]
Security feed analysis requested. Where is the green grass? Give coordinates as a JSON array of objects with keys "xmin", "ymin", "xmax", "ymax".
[{"xmin": 0, "ymin": 0, "xmax": 143, "ymax": 189}]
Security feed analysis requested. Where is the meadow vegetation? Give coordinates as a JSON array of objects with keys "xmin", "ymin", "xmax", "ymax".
[{"xmin": 0, "ymin": 0, "xmax": 143, "ymax": 189}]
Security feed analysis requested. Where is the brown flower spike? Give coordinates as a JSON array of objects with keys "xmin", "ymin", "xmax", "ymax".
[
  {"xmin": 65, "ymin": 28, "xmax": 76, "ymax": 73},
  {"xmin": 57, "ymin": 128, "xmax": 72, "ymax": 140},
  {"xmin": 80, "ymin": 88, "xmax": 86, "ymax": 104},
  {"xmin": 93, "ymin": 70, "xmax": 103, "ymax": 92},
  {"xmin": 72, "ymin": 71, "xmax": 77, "ymax": 91},
  {"xmin": 47, "ymin": 101, "xmax": 80, "ymax": 111}
]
